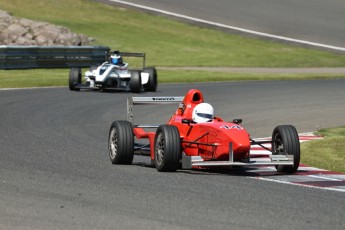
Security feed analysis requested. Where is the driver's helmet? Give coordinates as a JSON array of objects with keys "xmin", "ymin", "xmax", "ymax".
[
  {"xmin": 192, "ymin": 103, "xmax": 214, "ymax": 123},
  {"xmin": 110, "ymin": 51, "xmax": 123, "ymax": 65}
]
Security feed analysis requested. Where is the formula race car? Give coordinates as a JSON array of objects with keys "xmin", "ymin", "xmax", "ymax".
[
  {"xmin": 108, "ymin": 89, "xmax": 300, "ymax": 173},
  {"xmin": 69, "ymin": 51, "xmax": 157, "ymax": 92}
]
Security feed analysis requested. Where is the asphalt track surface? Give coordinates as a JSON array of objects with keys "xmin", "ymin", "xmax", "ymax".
[
  {"xmin": 103, "ymin": 0, "xmax": 345, "ymax": 51},
  {"xmin": 1, "ymin": 80, "xmax": 345, "ymax": 229}
]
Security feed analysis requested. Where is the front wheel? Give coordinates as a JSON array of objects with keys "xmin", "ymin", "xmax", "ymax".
[
  {"xmin": 272, "ymin": 125, "xmax": 300, "ymax": 173},
  {"xmin": 154, "ymin": 125, "xmax": 181, "ymax": 172},
  {"xmin": 129, "ymin": 70, "xmax": 142, "ymax": 93},
  {"xmin": 69, "ymin": 67, "xmax": 81, "ymax": 91},
  {"xmin": 108, "ymin": 120, "xmax": 134, "ymax": 164}
]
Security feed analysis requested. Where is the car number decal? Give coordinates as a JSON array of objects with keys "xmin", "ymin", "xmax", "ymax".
[{"xmin": 220, "ymin": 125, "xmax": 243, "ymax": 130}]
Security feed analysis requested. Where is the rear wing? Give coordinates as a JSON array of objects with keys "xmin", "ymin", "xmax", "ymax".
[
  {"xmin": 106, "ymin": 51, "xmax": 146, "ymax": 68},
  {"xmin": 127, "ymin": 96, "xmax": 184, "ymax": 125}
]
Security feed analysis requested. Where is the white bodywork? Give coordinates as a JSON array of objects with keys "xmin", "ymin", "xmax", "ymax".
[{"xmin": 84, "ymin": 62, "xmax": 149, "ymax": 88}]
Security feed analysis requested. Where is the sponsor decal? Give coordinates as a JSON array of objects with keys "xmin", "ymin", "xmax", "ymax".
[{"xmin": 152, "ymin": 97, "xmax": 176, "ymax": 101}]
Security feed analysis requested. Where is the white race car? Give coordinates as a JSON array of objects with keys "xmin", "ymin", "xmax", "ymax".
[{"xmin": 69, "ymin": 51, "xmax": 157, "ymax": 93}]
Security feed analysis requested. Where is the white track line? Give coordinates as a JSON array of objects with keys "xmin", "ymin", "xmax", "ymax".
[
  {"xmin": 250, "ymin": 134, "xmax": 345, "ymax": 193},
  {"xmin": 254, "ymin": 177, "xmax": 345, "ymax": 193},
  {"xmin": 308, "ymin": 175, "xmax": 342, "ymax": 181},
  {"xmin": 109, "ymin": 0, "xmax": 345, "ymax": 52}
]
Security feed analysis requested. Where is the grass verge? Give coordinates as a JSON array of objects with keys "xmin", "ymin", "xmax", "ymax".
[
  {"xmin": 1, "ymin": 0, "xmax": 345, "ymax": 88},
  {"xmin": 1, "ymin": 0, "xmax": 345, "ymax": 68},
  {"xmin": 158, "ymin": 70, "xmax": 345, "ymax": 83},
  {"xmin": 1, "ymin": 69, "xmax": 345, "ymax": 88},
  {"xmin": 301, "ymin": 127, "xmax": 345, "ymax": 173},
  {"xmin": 0, "ymin": 69, "xmax": 69, "ymax": 88}
]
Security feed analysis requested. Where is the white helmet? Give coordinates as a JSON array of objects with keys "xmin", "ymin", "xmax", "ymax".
[{"xmin": 192, "ymin": 103, "xmax": 214, "ymax": 123}]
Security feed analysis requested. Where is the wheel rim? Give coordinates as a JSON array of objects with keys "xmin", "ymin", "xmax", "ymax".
[
  {"xmin": 155, "ymin": 132, "xmax": 165, "ymax": 164},
  {"xmin": 273, "ymin": 133, "xmax": 284, "ymax": 155},
  {"xmin": 109, "ymin": 128, "xmax": 118, "ymax": 159}
]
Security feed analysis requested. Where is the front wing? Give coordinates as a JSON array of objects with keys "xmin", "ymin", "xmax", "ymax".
[{"xmin": 181, "ymin": 142, "xmax": 294, "ymax": 169}]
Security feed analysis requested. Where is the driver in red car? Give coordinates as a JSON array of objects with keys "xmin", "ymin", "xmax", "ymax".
[{"xmin": 192, "ymin": 103, "xmax": 214, "ymax": 123}]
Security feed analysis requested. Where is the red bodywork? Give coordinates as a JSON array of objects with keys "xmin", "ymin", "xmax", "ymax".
[{"xmin": 133, "ymin": 89, "xmax": 251, "ymax": 161}]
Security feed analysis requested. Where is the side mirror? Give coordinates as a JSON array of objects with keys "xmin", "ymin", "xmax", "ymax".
[
  {"xmin": 233, "ymin": 119, "xmax": 242, "ymax": 124},
  {"xmin": 182, "ymin": 119, "xmax": 192, "ymax": 125}
]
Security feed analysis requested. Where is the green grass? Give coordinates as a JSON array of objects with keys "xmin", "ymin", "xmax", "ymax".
[
  {"xmin": 159, "ymin": 70, "xmax": 345, "ymax": 83},
  {"xmin": 1, "ymin": 0, "xmax": 345, "ymax": 68},
  {"xmin": 1, "ymin": 0, "xmax": 345, "ymax": 88},
  {"xmin": 0, "ymin": 69, "xmax": 69, "ymax": 88},
  {"xmin": 301, "ymin": 127, "xmax": 345, "ymax": 173},
  {"xmin": 1, "ymin": 69, "xmax": 344, "ymax": 88}
]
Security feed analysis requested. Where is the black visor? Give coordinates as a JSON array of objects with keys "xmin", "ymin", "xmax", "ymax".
[{"xmin": 196, "ymin": 113, "xmax": 213, "ymax": 119}]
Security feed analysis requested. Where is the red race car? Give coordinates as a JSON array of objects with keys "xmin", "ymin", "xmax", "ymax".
[{"xmin": 108, "ymin": 89, "xmax": 300, "ymax": 173}]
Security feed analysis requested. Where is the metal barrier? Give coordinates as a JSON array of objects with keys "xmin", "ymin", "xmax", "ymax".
[{"xmin": 0, "ymin": 45, "xmax": 110, "ymax": 70}]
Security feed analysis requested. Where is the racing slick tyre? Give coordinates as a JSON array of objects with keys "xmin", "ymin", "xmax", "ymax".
[
  {"xmin": 129, "ymin": 70, "xmax": 141, "ymax": 93},
  {"xmin": 143, "ymin": 67, "xmax": 157, "ymax": 92},
  {"xmin": 154, "ymin": 125, "xmax": 181, "ymax": 172},
  {"xmin": 69, "ymin": 67, "xmax": 81, "ymax": 91},
  {"xmin": 272, "ymin": 125, "xmax": 300, "ymax": 173},
  {"xmin": 108, "ymin": 120, "xmax": 134, "ymax": 164}
]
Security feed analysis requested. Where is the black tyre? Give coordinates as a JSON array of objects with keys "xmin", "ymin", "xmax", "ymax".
[
  {"xmin": 154, "ymin": 125, "xmax": 181, "ymax": 172},
  {"xmin": 272, "ymin": 125, "xmax": 300, "ymax": 173},
  {"xmin": 69, "ymin": 67, "xmax": 81, "ymax": 91},
  {"xmin": 108, "ymin": 120, "xmax": 134, "ymax": 164},
  {"xmin": 143, "ymin": 67, "xmax": 157, "ymax": 92},
  {"xmin": 129, "ymin": 70, "xmax": 141, "ymax": 93}
]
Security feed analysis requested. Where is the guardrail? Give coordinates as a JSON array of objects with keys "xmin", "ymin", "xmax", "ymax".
[{"xmin": 0, "ymin": 45, "xmax": 110, "ymax": 70}]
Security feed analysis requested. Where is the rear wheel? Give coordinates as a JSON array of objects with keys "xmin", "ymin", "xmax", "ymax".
[
  {"xmin": 154, "ymin": 125, "xmax": 181, "ymax": 172},
  {"xmin": 129, "ymin": 70, "xmax": 141, "ymax": 93},
  {"xmin": 272, "ymin": 125, "xmax": 300, "ymax": 173},
  {"xmin": 108, "ymin": 120, "xmax": 134, "ymax": 164},
  {"xmin": 69, "ymin": 67, "xmax": 81, "ymax": 91},
  {"xmin": 144, "ymin": 67, "xmax": 157, "ymax": 92}
]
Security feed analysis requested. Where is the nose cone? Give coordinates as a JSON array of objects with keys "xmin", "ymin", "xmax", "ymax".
[
  {"xmin": 186, "ymin": 122, "xmax": 251, "ymax": 160},
  {"xmin": 216, "ymin": 123, "xmax": 251, "ymax": 160},
  {"xmin": 225, "ymin": 125, "xmax": 251, "ymax": 151}
]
